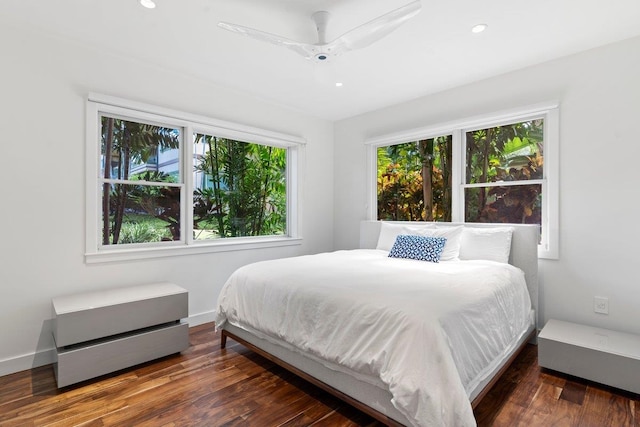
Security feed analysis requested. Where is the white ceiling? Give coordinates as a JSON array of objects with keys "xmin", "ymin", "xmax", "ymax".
[{"xmin": 2, "ymin": 0, "xmax": 640, "ymax": 121}]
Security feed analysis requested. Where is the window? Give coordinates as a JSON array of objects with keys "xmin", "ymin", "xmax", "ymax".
[
  {"xmin": 86, "ymin": 94, "xmax": 303, "ymax": 262},
  {"xmin": 367, "ymin": 103, "xmax": 559, "ymax": 259},
  {"xmin": 377, "ymin": 135, "xmax": 452, "ymax": 222},
  {"xmin": 463, "ymin": 120, "xmax": 544, "ymax": 226},
  {"xmin": 100, "ymin": 117, "xmax": 183, "ymax": 245},
  {"xmin": 192, "ymin": 133, "xmax": 287, "ymax": 240}
]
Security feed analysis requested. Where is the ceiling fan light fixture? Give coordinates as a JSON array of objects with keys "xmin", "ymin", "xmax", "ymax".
[
  {"xmin": 218, "ymin": 0, "xmax": 422, "ymax": 61},
  {"xmin": 139, "ymin": 0, "xmax": 156, "ymax": 9},
  {"xmin": 471, "ymin": 23, "xmax": 488, "ymax": 33}
]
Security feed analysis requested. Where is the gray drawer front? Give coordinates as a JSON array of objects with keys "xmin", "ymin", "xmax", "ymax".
[
  {"xmin": 54, "ymin": 292, "xmax": 188, "ymax": 347},
  {"xmin": 55, "ymin": 322, "xmax": 189, "ymax": 388},
  {"xmin": 539, "ymin": 337, "xmax": 640, "ymax": 394}
]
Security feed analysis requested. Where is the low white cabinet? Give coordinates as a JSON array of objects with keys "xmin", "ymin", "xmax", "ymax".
[
  {"xmin": 538, "ymin": 319, "xmax": 640, "ymax": 394},
  {"xmin": 52, "ymin": 282, "xmax": 189, "ymax": 388}
]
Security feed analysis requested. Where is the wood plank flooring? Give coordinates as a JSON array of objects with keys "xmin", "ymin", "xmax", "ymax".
[{"xmin": 0, "ymin": 322, "xmax": 638, "ymax": 426}]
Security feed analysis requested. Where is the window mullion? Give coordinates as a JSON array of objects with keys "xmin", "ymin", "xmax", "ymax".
[
  {"xmin": 451, "ymin": 129, "xmax": 464, "ymax": 222},
  {"xmin": 100, "ymin": 178, "xmax": 183, "ymax": 187},
  {"xmin": 184, "ymin": 126, "xmax": 194, "ymax": 246},
  {"xmin": 462, "ymin": 179, "xmax": 545, "ymax": 189}
]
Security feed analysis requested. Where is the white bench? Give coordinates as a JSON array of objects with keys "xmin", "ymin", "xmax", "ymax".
[
  {"xmin": 538, "ymin": 319, "xmax": 640, "ymax": 393},
  {"xmin": 52, "ymin": 282, "xmax": 189, "ymax": 388}
]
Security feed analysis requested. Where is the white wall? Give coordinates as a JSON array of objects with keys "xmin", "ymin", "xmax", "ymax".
[
  {"xmin": 0, "ymin": 24, "xmax": 334, "ymax": 375},
  {"xmin": 334, "ymin": 36, "xmax": 640, "ymax": 335}
]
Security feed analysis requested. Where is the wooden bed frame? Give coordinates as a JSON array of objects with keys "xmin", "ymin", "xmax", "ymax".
[
  {"xmin": 221, "ymin": 328, "xmax": 408, "ymax": 427},
  {"xmin": 220, "ymin": 221, "xmax": 539, "ymax": 426},
  {"xmin": 221, "ymin": 327, "xmax": 535, "ymax": 425}
]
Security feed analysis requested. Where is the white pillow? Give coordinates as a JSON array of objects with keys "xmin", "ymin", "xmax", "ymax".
[
  {"xmin": 459, "ymin": 227, "xmax": 514, "ymax": 263},
  {"xmin": 420, "ymin": 226, "xmax": 464, "ymax": 261},
  {"xmin": 376, "ymin": 222, "xmax": 436, "ymax": 251}
]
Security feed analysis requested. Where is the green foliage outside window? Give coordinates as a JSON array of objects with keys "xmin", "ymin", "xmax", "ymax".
[
  {"xmin": 101, "ymin": 118, "xmax": 180, "ymax": 245},
  {"xmin": 377, "ymin": 119, "xmax": 544, "ymax": 226},
  {"xmin": 193, "ymin": 134, "xmax": 287, "ymax": 240},
  {"xmin": 100, "ymin": 117, "xmax": 287, "ymax": 246},
  {"xmin": 377, "ymin": 136, "xmax": 452, "ymax": 221},
  {"xmin": 465, "ymin": 120, "xmax": 543, "ymax": 224}
]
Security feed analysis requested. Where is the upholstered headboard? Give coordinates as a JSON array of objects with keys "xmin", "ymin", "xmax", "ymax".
[{"xmin": 359, "ymin": 221, "xmax": 539, "ymax": 327}]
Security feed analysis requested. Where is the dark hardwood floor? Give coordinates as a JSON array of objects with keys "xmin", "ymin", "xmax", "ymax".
[{"xmin": 1, "ymin": 322, "xmax": 638, "ymax": 426}]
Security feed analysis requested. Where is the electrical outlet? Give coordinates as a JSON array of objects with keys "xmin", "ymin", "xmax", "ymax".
[{"xmin": 594, "ymin": 296, "xmax": 609, "ymax": 314}]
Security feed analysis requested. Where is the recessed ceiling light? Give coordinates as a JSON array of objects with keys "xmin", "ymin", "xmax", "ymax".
[
  {"xmin": 335, "ymin": 82, "xmax": 343, "ymax": 87},
  {"xmin": 471, "ymin": 23, "xmax": 487, "ymax": 33},
  {"xmin": 140, "ymin": 0, "xmax": 156, "ymax": 9}
]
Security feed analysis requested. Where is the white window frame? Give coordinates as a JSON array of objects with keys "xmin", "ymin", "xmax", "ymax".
[
  {"xmin": 86, "ymin": 93, "xmax": 304, "ymax": 263},
  {"xmin": 365, "ymin": 102, "xmax": 559, "ymax": 259}
]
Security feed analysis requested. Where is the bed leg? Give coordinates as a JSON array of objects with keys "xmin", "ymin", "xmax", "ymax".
[{"xmin": 221, "ymin": 330, "xmax": 227, "ymax": 349}]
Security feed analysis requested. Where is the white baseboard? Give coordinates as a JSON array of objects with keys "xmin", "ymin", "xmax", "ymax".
[
  {"xmin": 0, "ymin": 310, "xmax": 217, "ymax": 378},
  {"xmin": 186, "ymin": 310, "xmax": 216, "ymax": 327},
  {"xmin": 0, "ymin": 349, "xmax": 56, "ymax": 377}
]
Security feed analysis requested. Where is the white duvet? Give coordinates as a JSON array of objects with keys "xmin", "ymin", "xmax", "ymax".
[{"xmin": 215, "ymin": 249, "xmax": 532, "ymax": 427}]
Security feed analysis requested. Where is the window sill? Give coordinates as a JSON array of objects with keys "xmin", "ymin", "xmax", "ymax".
[{"xmin": 85, "ymin": 236, "xmax": 303, "ymax": 264}]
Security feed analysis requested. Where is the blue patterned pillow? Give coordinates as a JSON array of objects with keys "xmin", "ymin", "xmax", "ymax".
[{"xmin": 388, "ymin": 234, "xmax": 447, "ymax": 263}]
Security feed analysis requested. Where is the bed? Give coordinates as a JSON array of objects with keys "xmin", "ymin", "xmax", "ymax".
[{"xmin": 215, "ymin": 221, "xmax": 539, "ymax": 427}]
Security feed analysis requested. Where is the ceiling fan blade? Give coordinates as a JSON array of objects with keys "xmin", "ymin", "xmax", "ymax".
[
  {"xmin": 328, "ymin": 0, "xmax": 421, "ymax": 54},
  {"xmin": 218, "ymin": 22, "xmax": 317, "ymax": 59}
]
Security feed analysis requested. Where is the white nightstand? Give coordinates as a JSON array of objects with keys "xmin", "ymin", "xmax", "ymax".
[
  {"xmin": 52, "ymin": 282, "xmax": 189, "ymax": 388},
  {"xmin": 538, "ymin": 319, "xmax": 640, "ymax": 394}
]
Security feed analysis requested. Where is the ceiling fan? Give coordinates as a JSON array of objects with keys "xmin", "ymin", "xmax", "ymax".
[{"xmin": 218, "ymin": 1, "xmax": 422, "ymax": 62}]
